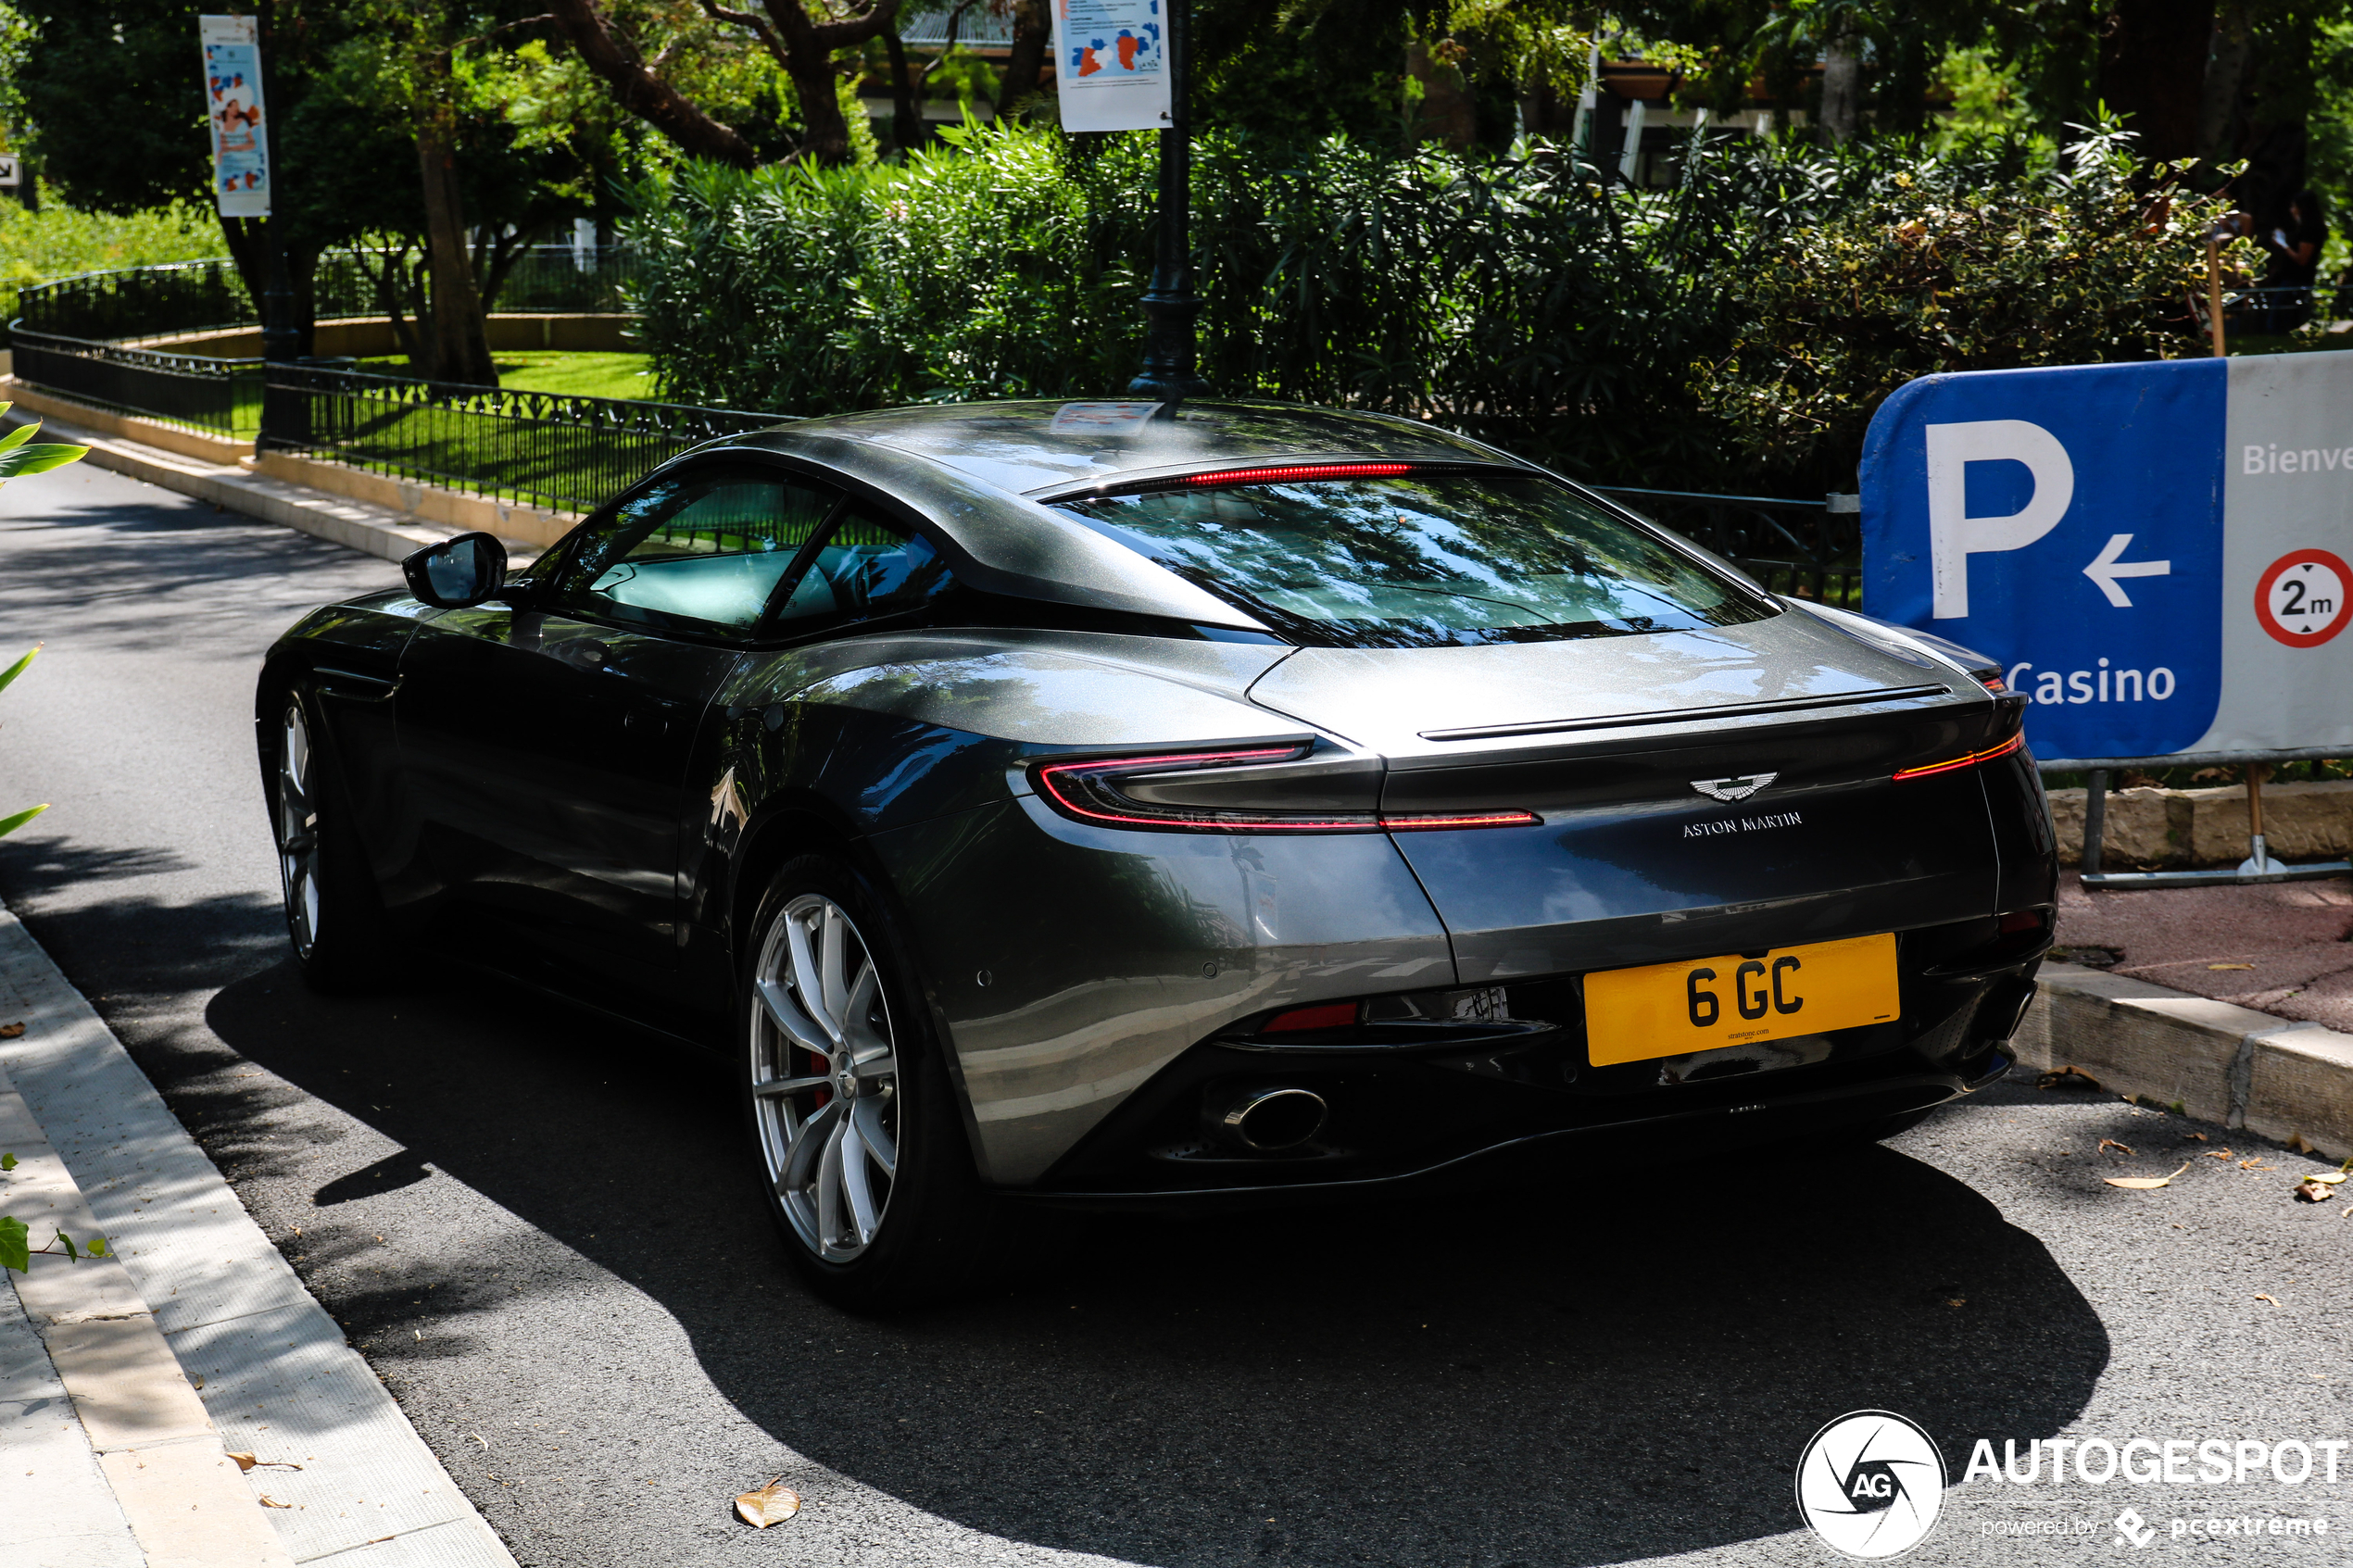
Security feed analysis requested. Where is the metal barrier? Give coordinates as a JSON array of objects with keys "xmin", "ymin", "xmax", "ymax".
[
  {"xmin": 2036, "ymin": 746, "xmax": 2352, "ymax": 889},
  {"xmin": 8, "ymin": 329, "xmax": 261, "ymax": 437},
  {"xmin": 14, "ymin": 247, "xmax": 643, "ymax": 345},
  {"xmin": 264, "ymin": 362, "xmax": 784, "ymax": 516},
  {"xmin": 1591, "ymin": 485, "xmax": 1857, "ymax": 606}
]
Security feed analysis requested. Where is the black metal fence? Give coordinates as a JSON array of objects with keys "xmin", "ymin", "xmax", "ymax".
[
  {"xmin": 1592, "ymin": 485, "xmax": 1857, "ymax": 606},
  {"xmin": 14, "ymin": 246, "xmax": 642, "ymax": 345},
  {"xmin": 9, "ymin": 329, "xmax": 261, "ymax": 437},
  {"xmin": 264, "ymin": 363, "xmax": 783, "ymax": 515}
]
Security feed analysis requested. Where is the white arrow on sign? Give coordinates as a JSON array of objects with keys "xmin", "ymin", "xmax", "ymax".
[{"xmin": 2083, "ymin": 533, "xmax": 2171, "ymax": 608}]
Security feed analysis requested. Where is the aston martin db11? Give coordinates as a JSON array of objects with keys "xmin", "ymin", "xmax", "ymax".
[{"xmin": 258, "ymin": 399, "xmax": 2057, "ymax": 1308}]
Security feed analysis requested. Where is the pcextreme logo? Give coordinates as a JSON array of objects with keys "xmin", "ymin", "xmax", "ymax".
[{"xmin": 1795, "ymin": 1410, "xmax": 1948, "ymax": 1559}]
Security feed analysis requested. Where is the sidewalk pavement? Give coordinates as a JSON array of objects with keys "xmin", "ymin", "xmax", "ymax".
[
  {"xmin": 2052, "ymin": 869, "xmax": 2353, "ymax": 1032},
  {"xmin": 0, "ymin": 401, "xmax": 541, "ymax": 571},
  {"xmin": 0, "ymin": 897, "xmax": 515, "ymax": 1568}
]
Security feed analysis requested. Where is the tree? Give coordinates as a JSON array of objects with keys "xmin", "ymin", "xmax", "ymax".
[{"xmin": 552, "ymin": 0, "xmax": 903, "ymax": 164}]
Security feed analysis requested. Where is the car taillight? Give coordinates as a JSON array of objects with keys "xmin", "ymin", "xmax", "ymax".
[
  {"xmin": 1892, "ymin": 732, "xmax": 2024, "ymax": 783},
  {"xmin": 1032, "ymin": 747, "xmax": 1537, "ymax": 834},
  {"xmin": 1979, "ymin": 674, "xmax": 2006, "ymax": 692},
  {"xmin": 1182, "ymin": 462, "xmax": 1414, "ymax": 486}
]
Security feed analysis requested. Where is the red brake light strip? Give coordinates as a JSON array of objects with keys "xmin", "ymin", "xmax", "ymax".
[
  {"xmin": 1182, "ymin": 462, "xmax": 1415, "ymax": 486},
  {"xmin": 1892, "ymin": 732, "xmax": 2024, "ymax": 783},
  {"xmin": 1034, "ymin": 748, "xmax": 1537, "ymax": 833}
]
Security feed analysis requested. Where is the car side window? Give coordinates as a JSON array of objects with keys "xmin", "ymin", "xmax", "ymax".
[
  {"xmin": 554, "ymin": 464, "xmax": 841, "ymax": 636},
  {"xmin": 766, "ymin": 507, "xmax": 956, "ymax": 632}
]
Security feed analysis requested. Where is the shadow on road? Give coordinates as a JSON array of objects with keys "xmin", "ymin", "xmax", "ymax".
[{"xmin": 189, "ymin": 960, "xmax": 2109, "ymax": 1567}]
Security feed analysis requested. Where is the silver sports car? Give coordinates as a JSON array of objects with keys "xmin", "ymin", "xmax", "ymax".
[{"xmin": 259, "ymin": 400, "xmax": 2056, "ymax": 1308}]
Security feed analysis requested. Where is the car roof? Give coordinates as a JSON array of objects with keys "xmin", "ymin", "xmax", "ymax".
[
  {"xmin": 731, "ymin": 398, "xmax": 1514, "ymax": 496},
  {"xmin": 700, "ymin": 398, "xmax": 1535, "ymax": 633}
]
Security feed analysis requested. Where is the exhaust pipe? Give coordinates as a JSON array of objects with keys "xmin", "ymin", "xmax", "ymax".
[{"xmin": 1209, "ymin": 1085, "xmax": 1328, "ymax": 1153}]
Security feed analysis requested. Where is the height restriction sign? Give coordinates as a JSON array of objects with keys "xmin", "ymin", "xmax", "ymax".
[{"xmin": 1861, "ymin": 352, "xmax": 2353, "ymax": 759}]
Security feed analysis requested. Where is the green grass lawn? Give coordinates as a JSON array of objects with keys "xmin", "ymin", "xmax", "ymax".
[{"xmin": 351, "ymin": 350, "xmax": 660, "ymax": 401}]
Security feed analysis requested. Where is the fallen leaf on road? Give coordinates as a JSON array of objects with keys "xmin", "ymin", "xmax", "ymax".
[
  {"xmin": 2208, "ymin": 962, "xmax": 2255, "ymax": 971},
  {"xmin": 2242, "ymin": 1159, "xmax": 2277, "ymax": 1172},
  {"xmin": 2296, "ymin": 1180, "xmax": 2335, "ymax": 1203},
  {"xmin": 2309, "ymin": 1171, "xmax": 2347, "ymax": 1185},
  {"xmin": 2287, "ymin": 1134, "xmax": 2319, "ymax": 1154},
  {"xmin": 0, "ymin": 1023, "xmax": 22, "ymax": 1038},
  {"xmin": 258, "ymin": 1495, "xmax": 292, "ymax": 1509},
  {"xmin": 2106, "ymin": 1161, "xmax": 2193, "ymax": 1190},
  {"xmin": 2256, "ymin": 1294, "xmax": 2279, "ymax": 1305},
  {"xmin": 736, "ymin": 1478, "xmax": 801, "ymax": 1528},
  {"xmin": 2037, "ymin": 1065, "xmax": 2101, "ymax": 1091},
  {"xmin": 229, "ymin": 1452, "xmax": 255, "ymax": 1471},
  {"xmin": 2205, "ymin": 1148, "xmax": 2233, "ymax": 1160},
  {"xmin": 2098, "ymin": 1138, "xmax": 2135, "ymax": 1156},
  {"xmin": 1945, "ymin": 1298, "xmax": 1967, "ymax": 1308},
  {"xmin": 2183, "ymin": 1132, "xmax": 2208, "ymax": 1142},
  {"xmin": 191, "ymin": 1374, "xmax": 203, "ymax": 1389}
]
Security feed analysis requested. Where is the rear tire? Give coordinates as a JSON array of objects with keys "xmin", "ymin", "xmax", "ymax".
[
  {"xmin": 741, "ymin": 854, "xmax": 1000, "ymax": 1311},
  {"xmin": 271, "ymin": 690, "xmax": 392, "ymax": 992}
]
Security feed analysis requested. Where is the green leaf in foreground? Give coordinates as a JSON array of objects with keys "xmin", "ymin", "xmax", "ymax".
[
  {"xmin": 0, "ymin": 444, "xmax": 91, "ymax": 481},
  {"xmin": 85, "ymin": 1236, "xmax": 108, "ymax": 1257},
  {"xmin": 0, "ymin": 805, "xmax": 49, "ymax": 839},
  {"xmin": 56, "ymin": 1230, "xmax": 76, "ymax": 1261},
  {"xmin": 0, "ymin": 1216, "xmax": 27, "ymax": 1274},
  {"xmin": 0, "ymin": 645, "xmax": 37, "ymax": 696},
  {"xmin": 0, "ymin": 1152, "xmax": 16, "ymax": 1172}
]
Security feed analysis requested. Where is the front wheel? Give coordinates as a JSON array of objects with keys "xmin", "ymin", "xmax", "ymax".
[
  {"xmin": 742, "ymin": 856, "xmax": 998, "ymax": 1311},
  {"xmin": 272, "ymin": 691, "xmax": 390, "ymax": 991}
]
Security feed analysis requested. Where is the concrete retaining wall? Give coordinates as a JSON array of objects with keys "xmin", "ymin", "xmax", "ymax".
[
  {"xmin": 2046, "ymin": 778, "xmax": 2353, "ymax": 868},
  {"xmin": 2015, "ymin": 961, "xmax": 2353, "ymax": 1159}
]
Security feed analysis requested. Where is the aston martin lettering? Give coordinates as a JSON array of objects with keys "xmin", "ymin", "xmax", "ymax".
[{"xmin": 1682, "ymin": 809, "xmax": 1804, "ymax": 838}]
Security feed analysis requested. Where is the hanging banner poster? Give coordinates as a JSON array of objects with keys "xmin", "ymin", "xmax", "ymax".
[
  {"xmin": 1861, "ymin": 352, "xmax": 2353, "ymax": 759},
  {"xmin": 199, "ymin": 15, "xmax": 271, "ymax": 218},
  {"xmin": 1053, "ymin": 0, "xmax": 1170, "ymax": 133}
]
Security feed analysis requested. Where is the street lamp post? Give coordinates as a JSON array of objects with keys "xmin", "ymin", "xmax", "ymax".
[
  {"xmin": 1126, "ymin": 0, "xmax": 1209, "ymax": 402},
  {"xmin": 256, "ymin": 8, "xmax": 301, "ymax": 451}
]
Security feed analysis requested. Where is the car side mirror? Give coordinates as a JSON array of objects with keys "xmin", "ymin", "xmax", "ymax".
[{"xmin": 402, "ymin": 532, "xmax": 509, "ymax": 608}]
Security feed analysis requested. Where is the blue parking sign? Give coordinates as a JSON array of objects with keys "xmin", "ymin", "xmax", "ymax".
[{"xmin": 1861, "ymin": 359, "xmax": 2227, "ymax": 759}]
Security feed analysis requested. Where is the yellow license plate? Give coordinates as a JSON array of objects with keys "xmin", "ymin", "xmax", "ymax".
[{"xmin": 1583, "ymin": 933, "xmax": 1899, "ymax": 1066}]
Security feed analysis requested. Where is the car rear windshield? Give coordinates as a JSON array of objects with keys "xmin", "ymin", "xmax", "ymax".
[{"xmin": 1055, "ymin": 470, "xmax": 1774, "ymax": 648}]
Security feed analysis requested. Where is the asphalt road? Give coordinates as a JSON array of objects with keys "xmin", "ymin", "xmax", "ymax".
[{"xmin": 3, "ymin": 464, "xmax": 2350, "ymax": 1568}]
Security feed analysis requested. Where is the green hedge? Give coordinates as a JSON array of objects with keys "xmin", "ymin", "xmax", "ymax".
[{"xmin": 622, "ymin": 120, "xmax": 2231, "ymax": 495}]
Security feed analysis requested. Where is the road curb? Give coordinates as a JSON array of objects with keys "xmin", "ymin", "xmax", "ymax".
[
  {"xmin": 0, "ymin": 395, "xmax": 542, "ymax": 569},
  {"xmin": 0, "ymin": 900, "xmax": 519, "ymax": 1568},
  {"xmin": 2014, "ymin": 960, "xmax": 2353, "ymax": 1158},
  {"xmin": 3, "ymin": 1062, "xmax": 296, "ymax": 1568}
]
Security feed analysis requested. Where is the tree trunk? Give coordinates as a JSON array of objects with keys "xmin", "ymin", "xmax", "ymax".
[
  {"xmin": 2098, "ymin": 0, "xmax": 2216, "ymax": 162},
  {"xmin": 996, "ymin": 0, "xmax": 1049, "ymax": 120},
  {"xmin": 783, "ymin": 54, "xmax": 854, "ymax": 164},
  {"xmin": 1405, "ymin": 39, "xmax": 1476, "ymax": 151},
  {"xmin": 2196, "ymin": 2, "xmax": 2253, "ymax": 164},
  {"xmin": 415, "ymin": 119, "xmax": 496, "ymax": 385},
  {"xmin": 886, "ymin": 30, "xmax": 924, "ymax": 156},
  {"xmin": 1818, "ymin": 24, "xmax": 1861, "ymax": 144}
]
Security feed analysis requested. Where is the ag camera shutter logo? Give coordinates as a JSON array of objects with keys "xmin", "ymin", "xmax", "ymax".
[{"xmin": 1795, "ymin": 1410, "xmax": 1948, "ymax": 1558}]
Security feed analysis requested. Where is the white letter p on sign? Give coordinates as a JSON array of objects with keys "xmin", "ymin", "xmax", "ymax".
[{"xmin": 1926, "ymin": 420, "xmax": 2075, "ymax": 619}]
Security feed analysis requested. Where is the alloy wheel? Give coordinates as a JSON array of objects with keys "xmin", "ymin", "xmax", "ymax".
[
  {"xmin": 277, "ymin": 700, "xmax": 321, "ymax": 960},
  {"xmin": 749, "ymin": 893, "xmax": 900, "ymax": 1263}
]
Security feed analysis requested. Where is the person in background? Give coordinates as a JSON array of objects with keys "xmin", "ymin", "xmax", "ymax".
[{"xmin": 2257, "ymin": 189, "xmax": 2325, "ymax": 333}]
